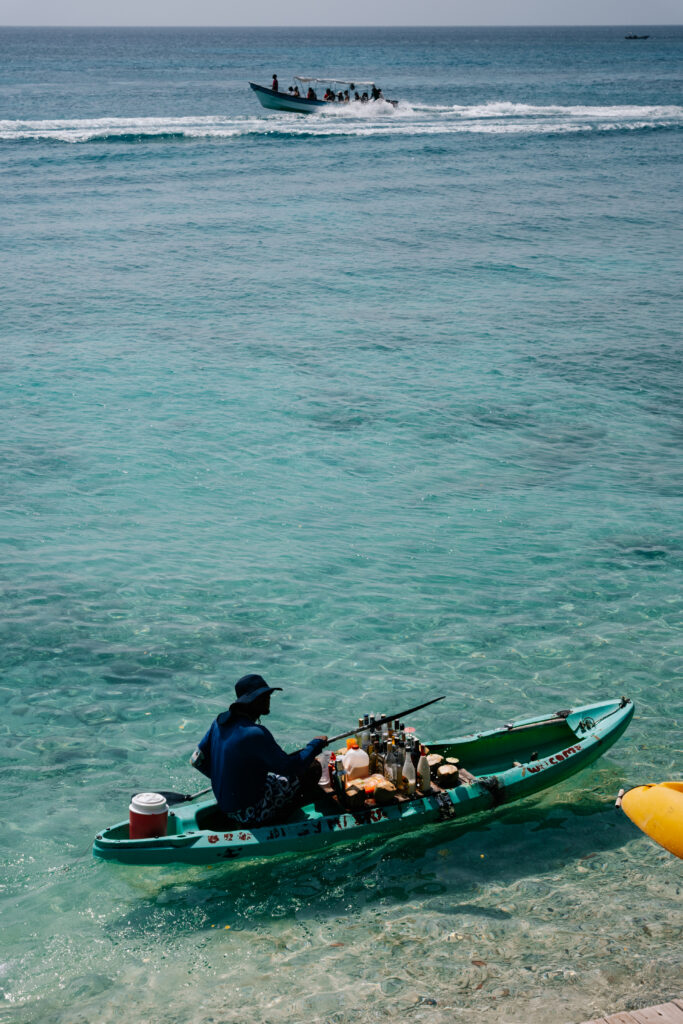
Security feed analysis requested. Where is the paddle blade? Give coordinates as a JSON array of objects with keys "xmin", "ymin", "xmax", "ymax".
[
  {"xmin": 621, "ymin": 782, "xmax": 683, "ymax": 859},
  {"xmin": 130, "ymin": 788, "xmax": 212, "ymax": 806}
]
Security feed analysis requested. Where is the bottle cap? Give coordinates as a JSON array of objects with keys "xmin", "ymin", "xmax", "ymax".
[{"xmin": 346, "ymin": 737, "xmax": 359, "ymax": 749}]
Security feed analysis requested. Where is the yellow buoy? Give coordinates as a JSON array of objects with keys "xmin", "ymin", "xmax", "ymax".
[{"xmin": 620, "ymin": 782, "xmax": 683, "ymax": 859}]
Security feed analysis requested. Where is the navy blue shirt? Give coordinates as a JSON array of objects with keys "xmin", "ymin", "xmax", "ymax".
[{"xmin": 193, "ymin": 711, "xmax": 325, "ymax": 814}]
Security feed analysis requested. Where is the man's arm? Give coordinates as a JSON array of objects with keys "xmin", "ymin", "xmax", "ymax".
[
  {"xmin": 256, "ymin": 728, "xmax": 326, "ymax": 778},
  {"xmin": 190, "ymin": 727, "xmax": 213, "ymax": 778}
]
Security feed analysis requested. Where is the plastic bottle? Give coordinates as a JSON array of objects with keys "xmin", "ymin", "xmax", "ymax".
[
  {"xmin": 342, "ymin": 738, "xmax": 370, "ymax": 782},
  {"xmin": 402, "ymin": 746, "xmax": 417, "ymax": 796},
  {"xmin": 318, "ymin": 752, "xmax": 330, "ymax": 786},
  {"xmin": 417, "ymin": 744, "xmax": 431, "ymax": 793}
]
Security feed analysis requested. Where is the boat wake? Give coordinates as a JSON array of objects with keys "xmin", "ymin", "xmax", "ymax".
[{"xmin": 2, "ymin": 103, "xmax": 682, "ymax": 143}]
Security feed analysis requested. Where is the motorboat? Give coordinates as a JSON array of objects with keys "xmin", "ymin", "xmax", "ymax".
[{"xmin": 249, "ymin": 76, "xmax": 397, "ymax": 114}]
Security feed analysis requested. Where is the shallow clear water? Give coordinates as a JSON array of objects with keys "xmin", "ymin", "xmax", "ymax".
[{"xmin": 0, "ymin": 25, "xmax": 681, "ymax": 1024}]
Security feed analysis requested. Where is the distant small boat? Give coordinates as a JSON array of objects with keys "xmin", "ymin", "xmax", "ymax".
[
  {"xmin": 625, "ymin": 34, "xmax": 650, "ymax": 39},
  {"xmin": 249, "ymin": 76, "xmax": 397, "ymax": 115}
]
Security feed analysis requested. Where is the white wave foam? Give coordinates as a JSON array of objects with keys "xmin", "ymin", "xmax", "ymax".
[{"xmin": 1, "ymin": 103, "xmax": 681, "ymax": 143}]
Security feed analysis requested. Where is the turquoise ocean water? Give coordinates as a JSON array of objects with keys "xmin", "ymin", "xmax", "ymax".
[{"xmin": 1, "ymin": 25, "xmax": 682, "ymax": 1024}]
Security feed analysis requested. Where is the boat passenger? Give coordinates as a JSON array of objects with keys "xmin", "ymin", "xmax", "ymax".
[
  {"xmin": 361, "ymin": 91, "xmax": 369, "ymax": 103},
  {"xmin": 337, "ymin": 91, "xmax": 344, "ymax": 102},
  {"xmin": 191, "ymin": 674, "xmax": 327, "ymax": 827},
  {"xmin": 293, "ymin": 85, "xmax": 300, "ymax": 97},
  {"xmin": 354, "ymin": 91, "xmax": 360, "ymax": 101},
  {"xmin": 344, "ymin": 90, "xmax": 350, "ymax": 102},
  {"xmin": 371, "ymin": 84, "xmax": 379, "ymax": 100},
  {"xmin": 307, "ymin": 86, "xmax": 317, "ymax": 100},
  {"xmin": 272, "ymin": 74, "xmax": 279, "ymax": 93}
]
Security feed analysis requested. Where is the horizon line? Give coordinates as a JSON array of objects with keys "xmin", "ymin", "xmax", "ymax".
[{"xmin": 1, "ymin": 22, "xmax": 680, "ymax": 29}]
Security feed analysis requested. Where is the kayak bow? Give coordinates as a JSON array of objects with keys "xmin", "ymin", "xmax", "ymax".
[{"xmin": 618, "ymin": 781, "xmax": 683, "ymax": 859}]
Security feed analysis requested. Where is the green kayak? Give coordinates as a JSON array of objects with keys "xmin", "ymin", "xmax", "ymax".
[{"xmin": 93, "ymin": 696, "xmax": 633, "ymax": 866}]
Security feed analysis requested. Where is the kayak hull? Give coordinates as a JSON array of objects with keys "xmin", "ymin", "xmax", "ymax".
[
  {"xmin": 621, "ymin": 782, "xmax": 683, "ymax": 859},
  {"xmin": 93, "ymin": 697, "xmax": 634, "ymax": 866}
]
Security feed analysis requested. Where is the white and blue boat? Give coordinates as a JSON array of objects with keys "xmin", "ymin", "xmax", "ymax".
[
  {"xmin": 249, "ymin": 81, "xmax": 327, "ymax": 114},
  {"xmin": 249, "ymin": 76, "xmax": 396, "ymax": 114}
]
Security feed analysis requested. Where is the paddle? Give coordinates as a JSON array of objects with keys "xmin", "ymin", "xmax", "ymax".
[
  {"xmin": 324, "ymin": 694, "xmax": 446, "ymax": 745},
  {"xmin": 131, "ymin": 787, "xmax": 213, "ymax": 807}
]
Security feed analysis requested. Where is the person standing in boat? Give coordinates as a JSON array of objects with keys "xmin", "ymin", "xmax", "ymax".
[
  {"xmin": 272, "ymin": 73, "xmax": 279, "ymax": 93},
  {"xmin": 190, "ymin": 674, "xmax": 327, "ymax": 826}
]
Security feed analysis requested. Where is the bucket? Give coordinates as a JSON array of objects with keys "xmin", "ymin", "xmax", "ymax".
[{"xmin": 129, "ymin": 792, "xmax": 168, "ymax": 839}]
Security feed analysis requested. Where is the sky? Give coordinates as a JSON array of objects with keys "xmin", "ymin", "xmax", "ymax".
[{"xmin": 0, "ymin": 0, "xmax": 680, "ymax": 26}]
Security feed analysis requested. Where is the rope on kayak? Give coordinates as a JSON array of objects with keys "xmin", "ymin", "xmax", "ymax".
[
  {"xmin": 435, "ymin": 792, "xmax": 456, "ymax": 821},
  {"xmin": 478, "ymin": 775, "xmax": 505, "ymax": 806}
]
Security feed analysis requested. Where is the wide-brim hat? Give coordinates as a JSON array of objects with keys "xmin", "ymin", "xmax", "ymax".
[{"xmin": 230, "ymin": 673, "xmax": 282, "ymax": 708}]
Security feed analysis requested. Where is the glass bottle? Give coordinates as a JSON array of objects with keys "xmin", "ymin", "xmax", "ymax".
[
  {"xmin": 388, "ymin": 741, "xmax": 400, "ymax": 787},
  {"xmin": 376, "ymin": 739, "xmax": 385, "ymax": 776},
  {"xmin": 335, "ymin": 758, "xmax": 346, "ymax": 795},
  {"xmin": 402, "ymin": 746, "xmax": 416, "ymax": 796},
  {"xmin": 367, "ymin": 718, "xmax": 377, "ymax": 773},
  {"xmin": 360, "ymin": 714, "xmax": 370, "ymax": 752}
]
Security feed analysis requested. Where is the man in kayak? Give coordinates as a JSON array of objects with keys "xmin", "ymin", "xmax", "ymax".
[{"xmin": 191, "ymin": 674, "xmax": 327, "ymax": 826}]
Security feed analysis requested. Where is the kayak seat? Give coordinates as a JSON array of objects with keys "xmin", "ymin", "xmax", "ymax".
[{"xmin": 195, "ymin": 806, "xmax": 241, "ymax": 831}]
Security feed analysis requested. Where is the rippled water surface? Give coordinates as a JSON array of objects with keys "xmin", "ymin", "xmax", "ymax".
[{"xmin": 1, "ymin": 25, "xmax": 681, "ymax": 1024}]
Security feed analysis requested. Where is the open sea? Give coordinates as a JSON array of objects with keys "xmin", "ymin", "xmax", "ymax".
[{"xmin": 1, "ymin": 24, "xmax": 682, "ymax": 1024}]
